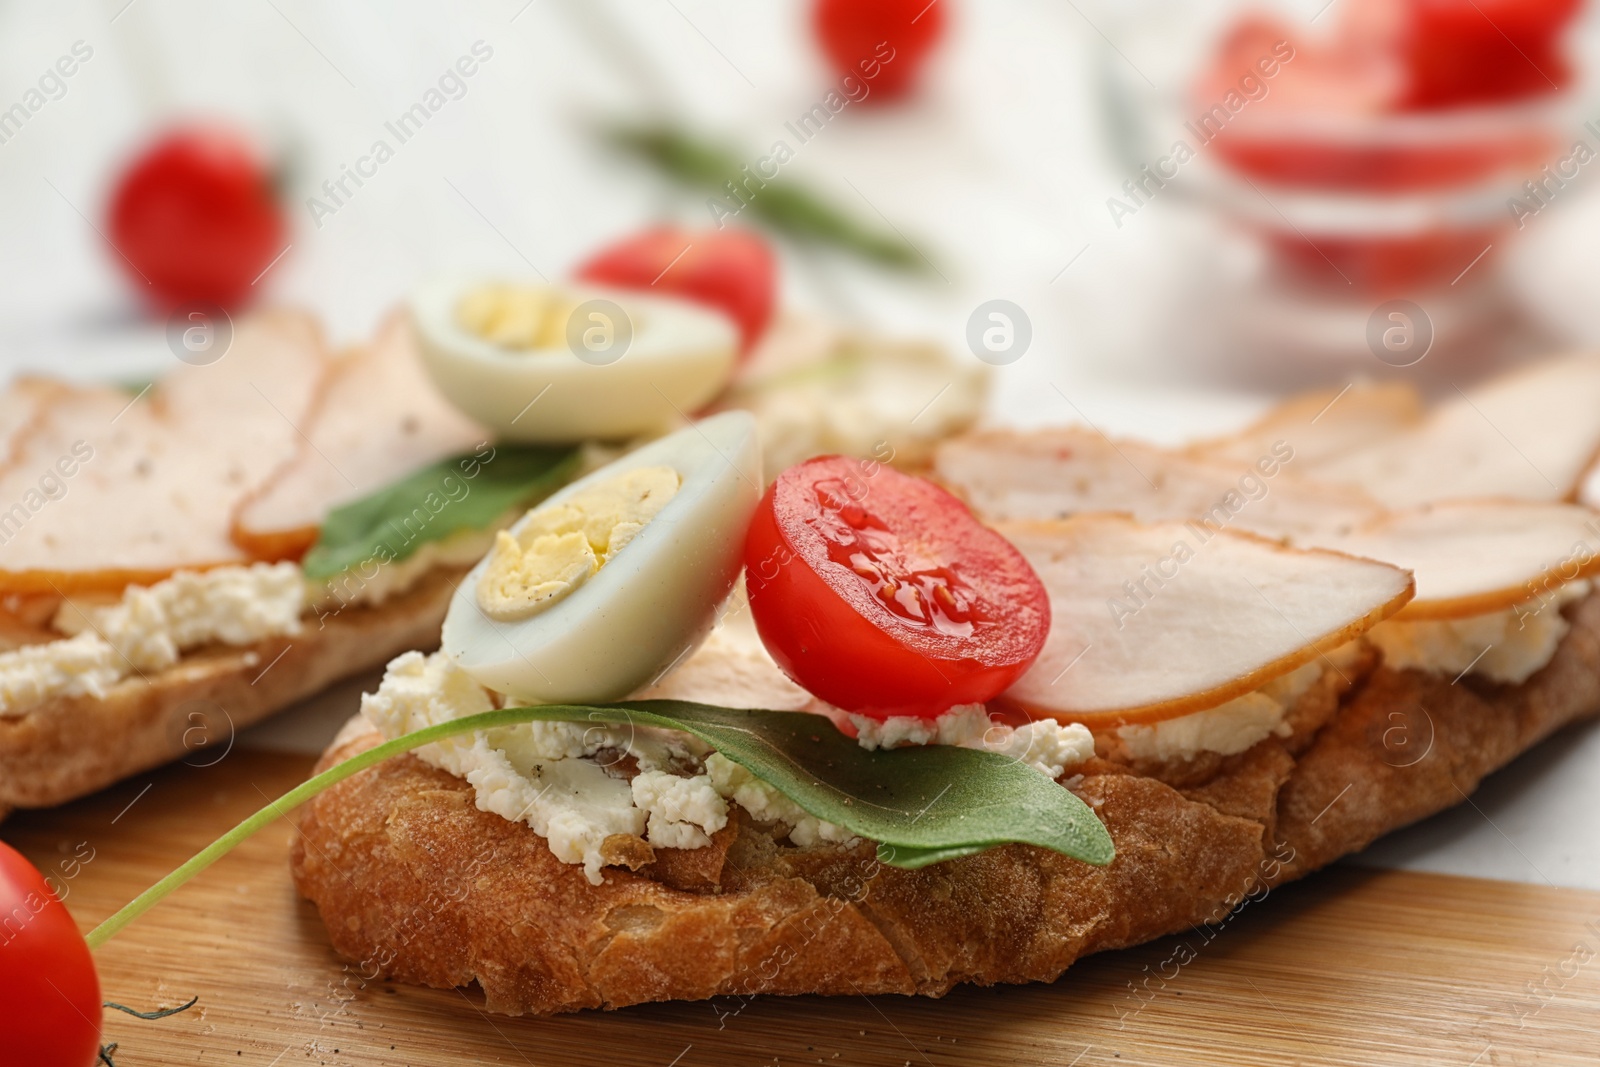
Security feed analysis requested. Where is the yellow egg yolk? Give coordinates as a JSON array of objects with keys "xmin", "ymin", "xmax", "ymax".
[
  {"xmin": 476, "ymin": 465, "xmax": 681, "ymax": 621},
  {"xmin": 457, "ymin": 283, "xmax": 576, "ymax": 350}
]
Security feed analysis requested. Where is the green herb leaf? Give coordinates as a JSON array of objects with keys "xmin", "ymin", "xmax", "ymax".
[
  {"xmin": 873, "ymin": 843, "xmax": 989, "ymax": 869},
  {"xmin": 604, "ymin": 122, "xmax": 937, "ymax": 276},
  {"xmin": 598, "ymin": 700, "xmax": 1113, "ymax": 867},
  {"xmin": 87, "ymin": 701, "xmax": 1111, "ymax": 950},
  {"xmin": 300, "ymin": 444, "xmax": 581, "ymax": 580}
]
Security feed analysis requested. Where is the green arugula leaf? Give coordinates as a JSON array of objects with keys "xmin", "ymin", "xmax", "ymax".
[
  {"xmin": 88, "ymin": 702, "xmax": 1111, "ymax": 949},
  {"xmin": 873, "ymin": 843, "xmax": 990, "ymax": 869},
  {"xmin": 594, "ymin": 700, "xmax": 1113, "ymax": 867},
  {"xmin": 301, "ymin": 444, "xmax": 581, "ymax": 580}
]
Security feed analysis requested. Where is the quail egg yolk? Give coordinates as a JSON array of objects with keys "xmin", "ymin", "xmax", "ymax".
[
  {"xmin": 477, "ymin": 466, "xmax": 681, "ymax": 621},
  {"xmin": 457, "ymin": 283, "xmax": 577, "ymax": 351}
]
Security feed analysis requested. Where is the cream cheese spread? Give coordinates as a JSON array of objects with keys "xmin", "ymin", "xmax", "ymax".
[
  {"xmin": 1115, "ymin": 656, "xmax": 1330, "ymax": 762},
  {"xmin": 3, "ymin": 563, "xmax": 303, "ymax": 716},
  {"xmin": 361, "ymin": 647, "xmax": 857, "ymax": 880},
  {"xmin": 848, "ymin": 704, "xmax": 1095, "ymax": 779},
  {"xmin": 0, "ymin": 632, "xmax": 123, "ymax": 715},
  {"xmin": 54, "ymin": 561, "xmax": 303, "ymax": 672},
  {"xmin": 1366, "ymin": 580, "xmax": 1589, "ymax": 685}
]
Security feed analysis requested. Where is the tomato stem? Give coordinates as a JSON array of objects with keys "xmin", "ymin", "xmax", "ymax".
[{"xmin": 84, "ymin": 707, "xmax": 581, "ymax": 950}]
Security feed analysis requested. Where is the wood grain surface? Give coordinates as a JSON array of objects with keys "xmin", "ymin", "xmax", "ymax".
[{"xmin": 5, "ymin": 747, "xmax": 1598, "ymax": 1067}]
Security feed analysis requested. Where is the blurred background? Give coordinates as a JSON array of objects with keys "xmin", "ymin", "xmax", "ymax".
[{"xmin": 2, "ymin": 0, "xmax": 1600, "ymax": 441}]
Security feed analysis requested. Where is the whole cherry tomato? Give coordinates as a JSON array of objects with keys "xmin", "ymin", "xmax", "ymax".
[
  {"xmin": 812, "ymin": 0, "xmax": 947, "ymax": 103},
  {"xmin": 577, "ymin": 226, "xmax": 777, "ymax": 355},
  {"xmin": 744, "ymin": 456, "xmax": 1050, "ymax": 718},
  {"xmin": 0, "ymin": 839, "xmax": 102, "ymax": 1067},
  {"xmin": 108, "ymin": 123, "xmax": 286, "ymax": 313}
]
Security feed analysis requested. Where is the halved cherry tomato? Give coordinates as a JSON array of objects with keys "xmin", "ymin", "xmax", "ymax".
[
  {"xmin": 1261, "ymin": 222, "xmax": 1508, "ymax": 295},
  {"xmin": 744, "ymin": 456, "xmax": 1049, "ymax": 718},
  {"xmin": 1201, "ymin": 8, "xmax": 1571, "ymax": 194},
  {"xmin": 1212, "ymin": 130, "xmax": 1558, "ymax": 194},
  {"xmin": 0, "ymin": 840, "xmax": 101, "ymax": 1067},
  {"xmin": 576, "ymin": 226, "xmax": 776, "ymax": 356},
  {"xmin": 1391, "ymin": 0, "xmax": 1579, "ymax": 108},
  {"xmin": 108, "ymin": 123, "xmax": 286, "ymax": 313},
  {"xmin": 812, "ymin": 0, "xmax": 946, "ymax": 104}
]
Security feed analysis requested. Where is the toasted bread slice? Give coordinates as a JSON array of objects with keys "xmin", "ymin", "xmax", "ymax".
[
  {"xmin": 0, "ymin": 566, "xmax": 463, "ymax": 815},
  {"xmin": 290, "ymin": 591, "xmax": 1600, "ymax": 1016}
]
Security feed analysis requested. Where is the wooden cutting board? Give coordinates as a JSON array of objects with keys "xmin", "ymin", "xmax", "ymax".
[{"xmin": 6, "ymin": 747, "xmax": 1598, "ymax": 1067}]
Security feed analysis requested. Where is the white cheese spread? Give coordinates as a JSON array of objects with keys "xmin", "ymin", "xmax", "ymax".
[
  {"xmin": 0, "ymin": 632, "xmax": 123, "ymax": 715},
  {"xmin": 361, "ymin": 647, "xmax": 859, "ymax": 878},
  {"xmin": 848, "ymin": 703, "xmax": 1095, "ymax": 779},
  {"xmin": 54, "ymin": 561, "xmax": 303, "ymax": 672},
  {"xmin": 1366, "ymin": 580, "xmax": 1589, "ymax": 685},
  {"xmin": 362, "ymin": 650, "xmax": 646, "ymax": 884},
  {"xmin": 630, "ymin": 771, "xmax": 728, "ymax": 850},
  {"xmin": 3, "ymin": 563, "xmax": 303, "ymax": 716},
  {"xmin": 989, "ymin": 718, "xmax": 1099, "ymax": 779},
  {"xmin": 1117, "ymin": 690, "xmax": 1290, "ymax": 762},
  {"xmin": 1116, "ymin": 657, "xmax": 1329, "ymax": 762},
  {"xmin": 704, "ymin": 752, "xmax": 858, "ymax": 848},
  {"xmin": 849, "ymin": 704, "xmax": 992, "ymax": 750}
]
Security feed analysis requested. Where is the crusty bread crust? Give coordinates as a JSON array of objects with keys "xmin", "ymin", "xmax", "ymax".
[
  {"xmin": 290, "ymin": 594, "xmax": 1600, "ymax": 1016},
  {"xmin": 0, "ymin": 568, "xmax": 464, "ymax": 814}
]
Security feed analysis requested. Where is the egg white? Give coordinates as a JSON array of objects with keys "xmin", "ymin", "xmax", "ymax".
[
  {"xmin": 410, "ymin": 277, "xmax": 738, "ymax": 442},
  {"xmin": 442, "ymin": 411, "xmax": 763, "ymax": 704}
]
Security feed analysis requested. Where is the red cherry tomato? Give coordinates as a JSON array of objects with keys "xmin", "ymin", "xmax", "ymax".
[
  {"xmin": 108, "ymin": 123, "xmax": 286, "ymax": 313},
  {"xmin": 744, "ymin": 456, "xmax": 1050, "ymax": 718},
  {"xmin": 1260, "ymin": 222, "xmax": 1508, "ymax": 295},
  {"xmin": 0, "ymin": 840, "xmax": 101, "ymax": 1067},
  {"xmin": 1201, "ymin": 9, "xmax": 1570, "ymax": 193},
  {"xmin": 577, "ymin": 226, "xmax": 777, "ymax": 356},
  {"xmin": 1394, "ymin": 0, "xmax": 1579, "ymax": 108},
  {"xmin": 812, "ymin": 0, "xmax": 947, "ymax": 104},
  {"xmin": 1213, "ymin": 129, "xmax": 1557, "ymax": 193}
]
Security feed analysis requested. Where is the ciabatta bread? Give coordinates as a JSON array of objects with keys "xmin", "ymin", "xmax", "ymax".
[
  {"xmin": 288, "ymin": 594, "xmax": 1600, "ymax": 1015},
  {"xmin": 0, "ymin": 568, "xmax": 461, "ymax": 815}
]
